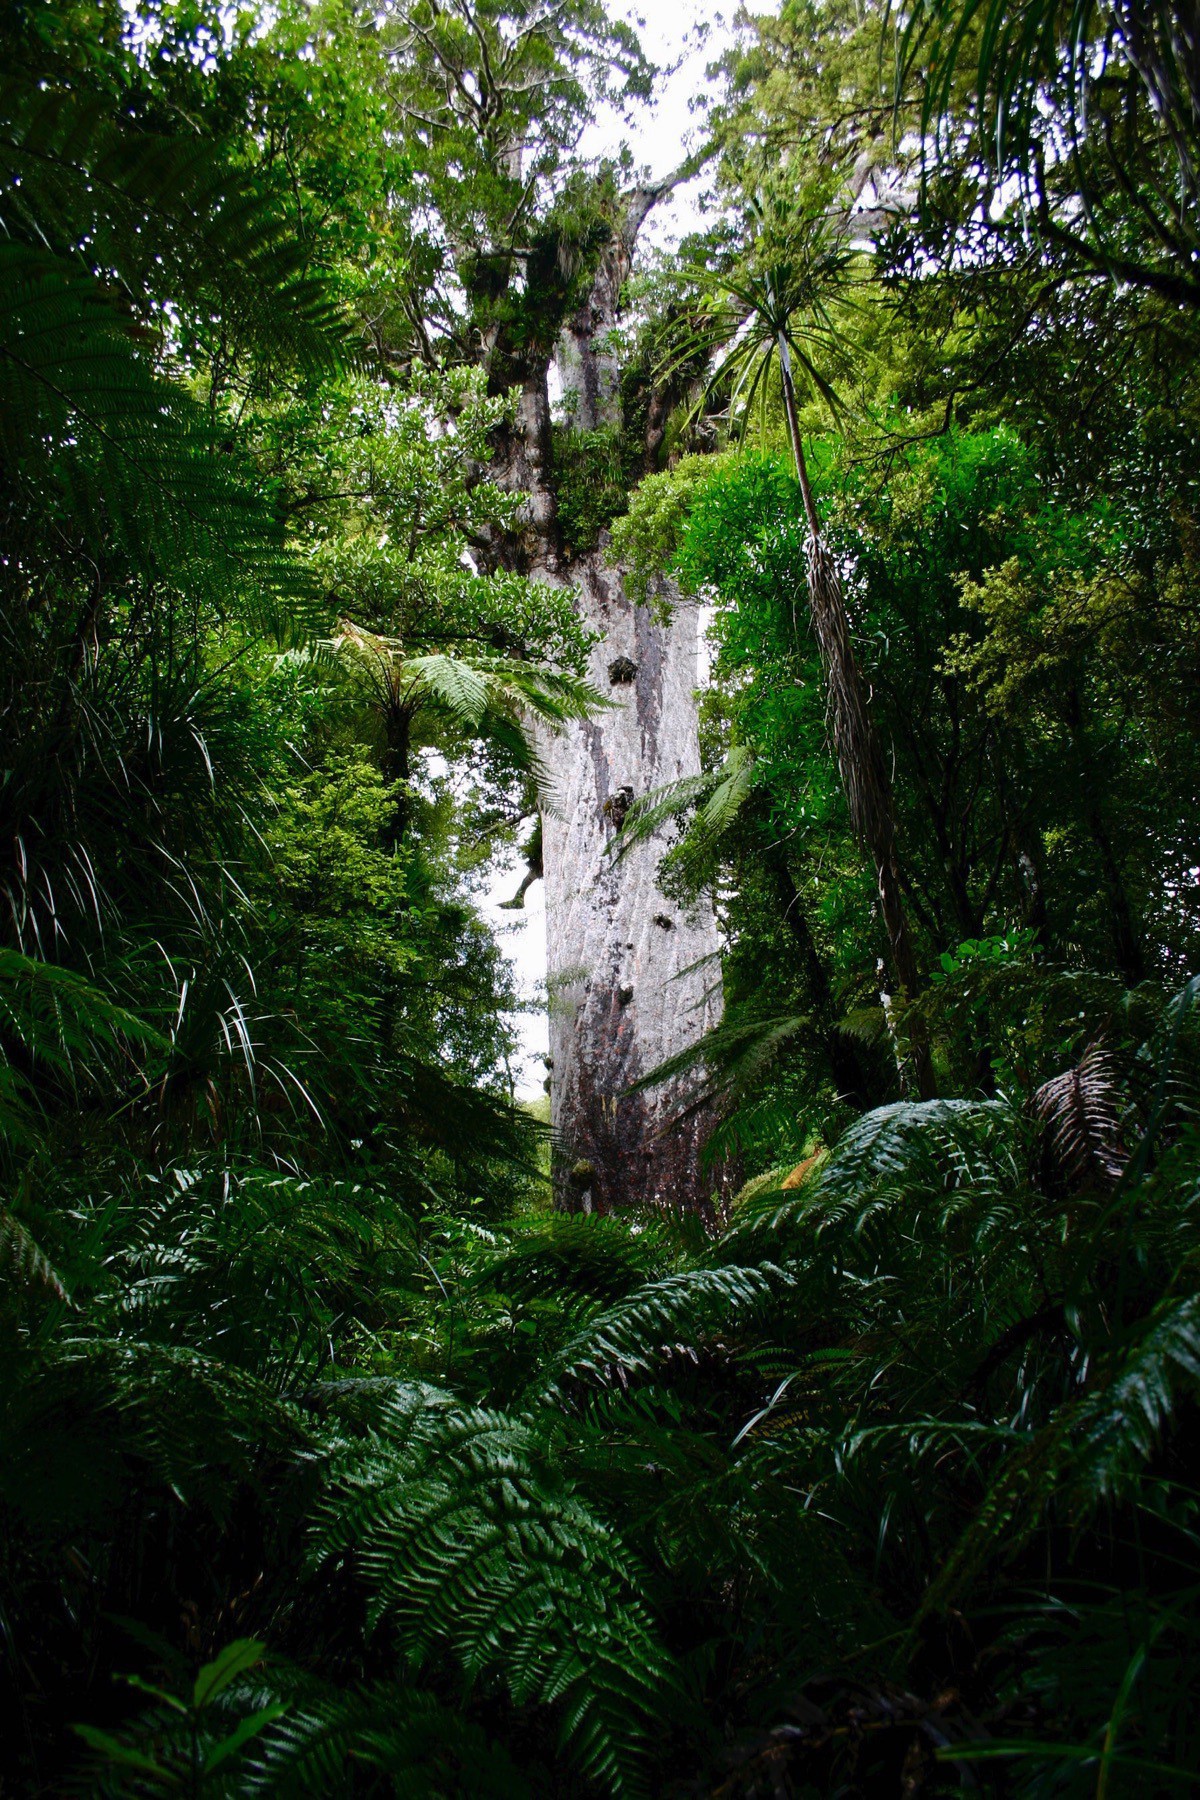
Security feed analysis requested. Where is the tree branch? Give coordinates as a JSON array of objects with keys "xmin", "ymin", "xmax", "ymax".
[{"xmin": 619, "ymin": 142, "xmax": 716, "ymax": 258}]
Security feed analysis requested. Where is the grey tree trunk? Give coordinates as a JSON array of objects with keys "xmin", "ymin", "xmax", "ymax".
[
  {"xmin": 541, "ymin": 558, "xmax": 723, "ymax": 1214},
  {"xmin": 488, "ymin": 172, "xmax": 726, "ymax": 1211}
]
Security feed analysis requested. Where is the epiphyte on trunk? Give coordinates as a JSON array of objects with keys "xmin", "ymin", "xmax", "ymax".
[{"xmin": 603, "ymin": 785, "xmax": 635, "ymax": 829}]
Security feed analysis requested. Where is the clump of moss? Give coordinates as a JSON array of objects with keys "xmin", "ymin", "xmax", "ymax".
[{"xmin": 552, "ymin": 425, "xmax": 641, "ymax": 558}]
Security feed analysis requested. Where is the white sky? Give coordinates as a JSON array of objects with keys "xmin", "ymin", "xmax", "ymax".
[{"xmin": 480, "ymin": 2, "xmax": 758, "ymax": 1098}]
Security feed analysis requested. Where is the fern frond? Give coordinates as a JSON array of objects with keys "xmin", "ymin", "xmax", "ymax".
[
  {"xmin": 311, "ymin": 1384, "xmax": 670, "ymax": 1797},
  {"xmin": 0, "ymin": 243, "xmax": 298, "ymax": 598},
  {"xmin": 1034, "ymin": 1042, "xmax": 1127, "ymax": 1188},
  {"xmin": 0, "ymin": 77, "xmax": 344, "ymax": 373},
  {"xmin": 246, "ymin": 1678, "xmax": 528, "ymax": 1796},
  {"xmin": 0, "ymin": 1202, "xmax": 67, "ymax": 1299},
  {"xmin": 611, "ymin": 774, "xmax": 714, "ymax": 859},
  {"xmin": 724, "ymin": 1097, "xmax": 1022, "ymax": 1248},
  {"xmin": 695, "ymin": 742, "xmax": 757, "ymax": 839},
  {"xmin": 53, "ymin": 1336, "xmax": 314, "ymax": 1503},
  {"xmin": 470, "ymin": 1213, "xmax": 676, "ymax": 1307},
  {"xmin": 611, "ymin": 744, "xmax": 755, "ymax": 864},
  {"xmin": 1071, "ymin": 1293, "xmax": 1200, "ymax": 1497},
  {"xmin": 627, "ymin": 1011, "xmax": 810, "ymax": 1101},
  {"xmin": 0, "ymin": 947, "xmax": 166, "ymax": 1142},
  {"xmin": 535, "ymin": 1264, "xmax": 787, "ymax": 1399}
]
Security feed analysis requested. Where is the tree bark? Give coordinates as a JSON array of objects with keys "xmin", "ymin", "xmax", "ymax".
[
  {"xmin": 488, "ymin": 175, "xmax": 729, "ymax": 1211},
  {"xmin": 541, "ymin": 558, "xmax": 725, "ymax": 1213}
]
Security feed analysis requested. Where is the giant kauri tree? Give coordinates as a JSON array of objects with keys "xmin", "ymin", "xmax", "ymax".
[{"xmin": 381, "ymin": 1, "xmax": 725, "ymax": 1211}]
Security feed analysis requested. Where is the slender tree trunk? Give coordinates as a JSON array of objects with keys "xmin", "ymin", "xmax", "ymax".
[
  {"xmin": 776, "ymin": 337, "xmax": 934, "ymax": 1097},
  {"xmin": 1063, "ymin": 684, "xmax": 1146, "ymax": 986},
  {"xmin": 381, "ymin": 699, "xmax": 413, "ymax": 848}
]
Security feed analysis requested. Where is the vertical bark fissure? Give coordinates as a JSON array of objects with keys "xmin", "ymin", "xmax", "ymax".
[{"xmin": 543, "ymin": 557, "xmax": 725, "ymax": 1213}]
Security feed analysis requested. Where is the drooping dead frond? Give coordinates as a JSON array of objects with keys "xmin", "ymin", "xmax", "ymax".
[
  {"xmin": 1034, "ymin": 1041, "xmax": 1127, "ymax": 1189},
  {"xmin": 0, "ymin": 1203, "xmax": 67, "ymax": 1299},
  {"xmin": 805, "ymin": 539, "xmax": 892, "ymax": 862}
]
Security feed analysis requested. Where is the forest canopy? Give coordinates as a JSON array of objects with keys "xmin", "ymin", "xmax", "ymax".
[{"xmin": 3, "ymin": 0, "xmax": 1200, "ymax": 1794}]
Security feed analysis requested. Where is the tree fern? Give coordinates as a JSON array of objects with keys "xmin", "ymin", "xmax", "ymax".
[
  {"xmin": 0, "ymin": 76, "xmax": 343, "ymax": 374},
  {"xmin": 311, "ymin": 1384, "xmax": 671, "ymax": 1797},
  {"xmin": 0, "ymin": 242, "xmax": 297, "ymax": 593},
  {"xmin": 534, "ymin": 1264, "xmax": 788, "ymax": 1400},
  {"xmin": 612, "ymin": 743, "xmax": 756, "ymax": 863}
]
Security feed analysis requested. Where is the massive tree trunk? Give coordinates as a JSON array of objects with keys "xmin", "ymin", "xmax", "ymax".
[
  {"xmin": 541, "ymin": 558, "xmax": 723, "ymax": 1214},
  {"xmin": 501, "ymin": 179, "xmax": 726, "ymax": 1212}
]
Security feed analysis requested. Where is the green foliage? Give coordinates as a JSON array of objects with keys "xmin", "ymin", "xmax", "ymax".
[
  {"xmin": 551, "ymin": 426, "xmax": 640, "ymax": 560},
  {"xmin": 376, "ymin": 1, "xmax": 651, "ymax": 375},
  {"xmin": 6, "ymin": 0, "xmax": 1200, "ymax": 1795},
  {"xmin": 607, "ymin": 452, "xmax": 724, "ymax": 608},
  {"xmin": 10, "ymin": 992, "xmax": 1200, "ymax": 1792},
  {"xmin": 897, "ymin": 0, "xmax": 1200, "ymax": 304},
  {"xmin": 312, "ymin": 1385, "xmax": 669, "ymax": 1796}
]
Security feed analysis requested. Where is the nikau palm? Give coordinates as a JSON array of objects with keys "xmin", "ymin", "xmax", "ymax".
[{"xmin": 691, "ymin": 190, "xmax": 933, "ymax": 1092}]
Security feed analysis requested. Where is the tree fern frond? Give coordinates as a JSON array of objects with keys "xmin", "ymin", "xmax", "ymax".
[
  {"xmin": 0, "ymin": 243, "xmax": 299, "ymax": 598},
  {"xmin": 609, "ymin": 772, "xmax": 714, "ymax": 859},
  {"xmin": 627, "ymin": 1011, "xmax": 810, "ymax": 1101},
  {"xmin": 405, "ymin": 651, "xmax": 493, "ymax": 726},
  {"xmin": 611, "ymin": 745, "xmax": 755, "ymax": 862},
  {"xmin": 535, "ymin": 1265, "xmax": 788, "ymax": 1399},
  {"xmin": 695, "ymin": 741, "xmax": 757, "ymax": 839},
  {"xmin": 0, "ymin": 77, "xmax": 344, "ymax": 373},
  {"xmin": 311, "ymin": 1386, "xmax": 669, "ymax": 1797}
]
